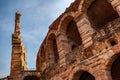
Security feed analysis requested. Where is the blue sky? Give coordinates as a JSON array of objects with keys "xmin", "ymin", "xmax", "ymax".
[{"xmin": 0, "ymin": 0, "xmax": 74, "ymax": 78}]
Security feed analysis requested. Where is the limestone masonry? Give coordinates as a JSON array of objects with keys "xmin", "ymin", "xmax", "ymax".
[{"xmin": 1, "ymin": 0, "xmax": 120, "ymax": 80}]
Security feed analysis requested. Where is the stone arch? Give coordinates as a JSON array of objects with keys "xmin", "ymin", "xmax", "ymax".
[
  {"xmin": 86, "ymin": 0, "xmax": 119, "ymax": 28},
  {"xmin": 36, "ymin": 43, "xmax": 47, "ymax": 71},
  {"xmin": 69, "ymin": 65, "xmax": 96, "ymax": 80},
  {"xmin": 102, "ymin": 49, "xmax": 120, "ymax": 80},
  {"xmin": 106, "ymin": 51, "xmax": 120, "ymax": 70},
  {"xmin": 46, "ymin": 32, "xmax": 59, "ymax": 65},
  {"xmin": 23, "ymin": 75, "xmax": 39, "ymax": 80},
  {"xmin": 67, "ymin": 20, "xmax": 82, "ymax": 50},
  {"xmin": 73, "ymin": 71, "xmax": 95, "ymax": 80},
  {"xmin": 105, "ymin": 52, "xmax": 120, "ymax": 80},
  {"xmin": 58, "ymin": 14, "xmax": 74, "ymax": 33},
  {"xmin": 58, "ymin": 13, "xmax": 82, "ymax": 51},
  {"xmin": 111, "ymin": 53, "xmax": 120, "ymax": 80}
]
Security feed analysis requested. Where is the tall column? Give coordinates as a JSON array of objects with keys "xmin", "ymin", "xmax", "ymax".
[
  {"xmin": 46, "ymin": 42, "xmax": 55, "ymax": 66},
  {"xmin": 108, "ymin": 0, "xmax": 120, "ymax": 16},
  {"xmin": 10, "ymin": 11, "xmax": 27, "ymax": 80},
  {"xmin": 75, "ymin": 14, "xmax": 94, "ymax": 48}
]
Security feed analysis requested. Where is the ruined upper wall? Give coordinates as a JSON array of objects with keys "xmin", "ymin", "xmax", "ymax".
[{"xmin": 36, "ymin": 0, "xmax": 120, "ymax": 74}]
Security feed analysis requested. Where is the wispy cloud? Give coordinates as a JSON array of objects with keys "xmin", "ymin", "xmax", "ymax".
[{"xmin": 20, "ymin": 0, "xmax": 75, "ymax": 45}]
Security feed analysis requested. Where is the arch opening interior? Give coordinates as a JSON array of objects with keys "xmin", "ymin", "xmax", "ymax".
[
  {"xmin": 111, "ymin": 55, "xmax": 120, "ymax": 80},
  {"xmin": 87, "ymin": 0, "xmax": 119, "ymax": 28}
]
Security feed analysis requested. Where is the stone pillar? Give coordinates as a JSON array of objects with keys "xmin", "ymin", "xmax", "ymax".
[
  {"xmin": 95, "ymin": 70, "xmax": 112, "ymax": 80},
  {"xmin": 94, "ymin": 57, "xmax": 113, "ymax": 80},
  {"xmin": 15, "ymin": 11, "xmax": 21, "ymax": 34},
  {"xmin": 46, "ymin": 42, "xmax": 55, "ymax": 67},
  {"xmin": 56, "ymin": 31, "xmax": 70, "ymax": 66},
  {"xmin": 75, "ymin": 14, "xmax": 94, "ymax": 48},
  {"xmin": 108, "ymin": 0, "xmax": 120, "ymax": 16}
]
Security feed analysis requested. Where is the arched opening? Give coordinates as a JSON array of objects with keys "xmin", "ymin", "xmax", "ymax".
[
  {"xmin": 72, "ymin": 71, "xmax": 95, "ymax": 80},
  {"xmin": 111, "ymin": 54, "xmax": 120, "ymax": 80},
  {"xmin": 79, "ymin": 71, "xmax": 95, "ymax": 80},
  {"xmin": 47, "ymin": 34, "xmax": 59, "ymax": 63},
  {"xmin": 87, "ymin": 0, "xmax": 119, "ymax": 28},
  {"xmin": 23, "ymin": 75, "xmax": 39, "ymax": 80},
  {"xmin": 66, "ymin": 20, "xmax": 82, "ymax": 50},
  {"xmin": 53, "ymin": 37, "xmax": 59, "ymax": 63}
]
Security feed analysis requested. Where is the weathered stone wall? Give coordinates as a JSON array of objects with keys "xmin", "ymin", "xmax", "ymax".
[
  {"xmin": 42, "ymin": 18, "xmax": 120, "ymax": 80},
  {"xmin": 2, "ymin": 0, "xmax": 120, "ymax": 80},
  {"xmin": 36, "ymin": 0, "xmax": 120, "ymax": 80}
]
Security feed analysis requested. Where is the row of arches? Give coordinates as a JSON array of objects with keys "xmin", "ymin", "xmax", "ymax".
[
  {"xmin": 36, "ymin": 0, "xmax": 120, "ymax": 72},
  {"xmin": 46, "ymin": 19, "xmax": 83, "ymax": 64},
  {"xmin": 111, "ymin": 54, "xmax": 120, "ymax": 80},
  {"xmin": 52, "ymin": 18, "xmax": 84, "ymax": 56},
  {"xmin": 24, "ymin": 53, "xmax": 120, "ymax": 80},
  {"xmin": 37, "ymin": 18, "xmax": 83, "ymax": 71}
]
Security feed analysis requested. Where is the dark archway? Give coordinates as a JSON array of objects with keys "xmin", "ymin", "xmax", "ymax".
[
  {"xmin": 24, "ymin": 75, "xmax": 39, "ymax": 80},
  {"xmin": 87, "ymin": 0, "xmax": 119, "ymax": 28},
  {"xmin": 72, "ymin": 71, "xmax": 95, "ymax": 80},
  {"xmin": 47, "ymin": 34, "xmax": 59, "ymax": 63},
  {"xmin": 66, "ymin": 20, "xmax": 82, "ymax": 50},
  {"xmin": 79, "ymin": 71, "xmax": 95, "ymax": 80},
  {"xmin": 53, "ymin": 36, "xmax": 59, "ymax": 63},
  {"xmin": 111, "ymin": 54, "xmax": 120, "ymax": 80}
]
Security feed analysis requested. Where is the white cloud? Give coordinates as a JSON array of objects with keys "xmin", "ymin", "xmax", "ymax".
[
  {"xmin": 19, "ymin": 0, "xmax": 75, "ymax": 45},
  {"xmin": 19, "ymin": 0, "xmax": 75, "ymax": 69},
  {"xmin": 22, "ymin": 30, "xmax": 42, "ymax": 45}
]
